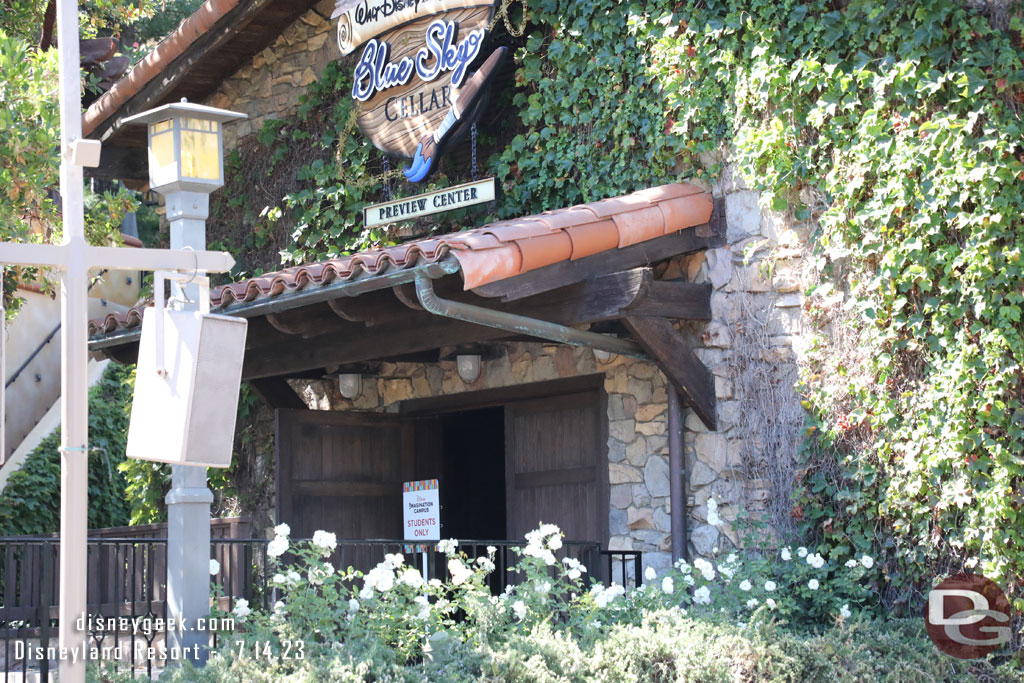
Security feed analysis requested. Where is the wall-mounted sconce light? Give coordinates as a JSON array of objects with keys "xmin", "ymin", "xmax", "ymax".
[
  {"xmin": 456, "ymin": 354, "xmax": 482, "ymax": 383},
  {"xmin": 337, "ymin": 373, "xmax": 362, "ymax": 399}
]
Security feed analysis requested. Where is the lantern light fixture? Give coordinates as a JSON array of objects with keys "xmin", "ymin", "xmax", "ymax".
[
  {"xmin": 456, "ymin": 354, "xmax": 482, "ymax": 383},
  {"xmin": 337, "ymin": 373, "xmax": 362, "ymax": 400},
  {"xmin": 123, "ymin": 99, "xmax": 247, "ymax": 222}
]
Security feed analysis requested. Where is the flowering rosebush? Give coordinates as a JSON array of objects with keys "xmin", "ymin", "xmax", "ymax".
[
  {"xmin": 221, "ymin": 523, "xmax": 884, "ymax": 653},
  {"xmin": 142, "ymin": 522, "xmax": 1019, "ymax": 682}
]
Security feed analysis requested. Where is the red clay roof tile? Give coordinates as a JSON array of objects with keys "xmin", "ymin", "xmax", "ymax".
[
  {"xmin": 88, "ymin": 183, "xmax": 713, "ymax": 336},
  {"xmin": 565, "ymin": 219, "xmax": 619, "ymax": 260},
  {"xmin": 612, "ymin": 206, "xmax": 667, "ymax": 247},
  {"xmin": 513, "ymin": 232, "xmax": 574, "ymax": 273}
]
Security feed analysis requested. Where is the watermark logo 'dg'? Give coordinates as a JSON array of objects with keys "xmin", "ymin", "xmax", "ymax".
[{"xmin": 925, "ymin": 573, "xmax": 1011, "ymax": 659}]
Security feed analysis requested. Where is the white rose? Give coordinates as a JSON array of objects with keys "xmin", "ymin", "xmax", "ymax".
[
  {"xmin": 209, "ymin": 559, "xmax": 220, "ymax": 576},
  {"xmin": 348, "ymin": 598, "xmax": 360, "ymax": 613},
  {"xmin": 375, "ymin": 570, "xmax": 394, "ymax": 592},
  {"xmin": 397, "ymin": 568, "xmax": 421, "ymax": 588},
  {"xmin": 232, "ymin": 598, "xmax": 251, "ymax": 620},
  {"xmin": 764, "ymin": 581, "xmax": 777, "ymax": 592},
  {"xmin": 273, "ymin": 523, "xmax": 290, "ymax": 538},
  {"xmin": 861, "ymin": 555, "xmax": 874, "ymax": 569},
  {"xmin": 662, "ymin": 577, "xmax": 674, "ymax": 594},
  {"xmin": 645, "ymin": 567, "xmax": 657, "ymax": 582},
  {"xmin": 766, "ymin": 598, "xmax": 777, "ymax": 609},
  {"xmin": 693, "ymin": 586, "xmax": 711, "ymax": 605},
  {"xmin": 780, "ymin": 547, "xmax": 792, "ymax": 561},
  {"xmin": 797, "ymin": 547, "xmax": 808, "ymax": 557},
  {"xmin": 739, "ymin": 580, "xmax": 752, "ymax": 592},
  {"xmin": 746, "ymin": 598, "xmax": 758, "ymax": 609},
  {"xmin": 448, "ymin": 558, "xmax": 473, "ymax": 586},
  {"xmin": 512, "ymin": 600, "xmax": 527, "ymax": 621},
  {"xmin": 808, "ymin": 579, "xmax": 819, "ymax": 590},
  {"xmin": 267, "ymin": 536, "xmax": 289, "ymax": 558},
  {"xmin": 414, "ymin": 595, "xmax": 431, "ymax": 620},
  {"xmin": 845, "ymin": 559, "xmax": 859, "ymax": 568},
  {"xmin": 312, "ymin": 530, "xmax": 337, "ymax": 551},
  {"xmin": 840, "ymin": 604, "xmax": 851, "ymax": 618}
]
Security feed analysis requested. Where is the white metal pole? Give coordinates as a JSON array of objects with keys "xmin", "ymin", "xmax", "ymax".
[
  {"xmin": 165, "ymin": 202, "xmax": 213, "ymax": 664},
  {"xmin": 56, "ymin": 0, "xmax": 90, "ymax": 680}
]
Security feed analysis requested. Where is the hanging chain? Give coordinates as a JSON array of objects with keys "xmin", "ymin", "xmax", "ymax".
[
  {"xmin": 489, "ymin": 0, "xmax": 528, "ymax": 37},
  {"xmin": 470, "ymin": 122, "xmax": 478, "ymax": 181},
  {"xmin": 381, "ymin": 155, "xmax": 392, "ymax": 200}
]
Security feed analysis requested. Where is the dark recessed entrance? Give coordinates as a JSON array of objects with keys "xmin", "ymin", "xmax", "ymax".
[
  {"xmin": 276, "ymin": 377, "xmax": 609, "ymax": 553},
  {"xmin": 439, "ymin": 407, "xmax": 506, "ymax": 541}
]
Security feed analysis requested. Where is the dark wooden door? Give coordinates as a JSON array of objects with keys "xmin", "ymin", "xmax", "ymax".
[
  {"xmin": 504, "ymin": 391, "xmax": 607, "ymax": 543},
  {"xmin": 276, "ymin": 410, "xmax": 441, "ymax": 542}
]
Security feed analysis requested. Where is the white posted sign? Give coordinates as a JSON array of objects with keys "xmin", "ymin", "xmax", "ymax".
[
  {"xmin": 363, "ymin": 177, "xmax": 496, "ymax": 227},
  {"xmin": 403, "ymin": 479, "xmax": 440, "ymax": 541}
]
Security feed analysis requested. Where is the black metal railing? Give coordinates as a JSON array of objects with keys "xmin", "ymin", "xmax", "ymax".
[{"xmin": 0, "ymin": 536, "xmax": 642, "ymax": 680}]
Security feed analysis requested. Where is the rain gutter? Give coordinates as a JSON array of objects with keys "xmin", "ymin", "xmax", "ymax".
[{"xmin": 414, "ymin": 275, "xmax": 647, "ymax": 359}]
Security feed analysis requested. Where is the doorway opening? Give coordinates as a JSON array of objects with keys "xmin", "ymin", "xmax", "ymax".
[{"xmin": 438, "ymin": 406, "xmax": 506, "ymax": 541}]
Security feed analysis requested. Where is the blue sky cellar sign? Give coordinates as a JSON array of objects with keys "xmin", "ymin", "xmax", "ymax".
[{"xmin": 332, "ymin": 0, "xmax": 505, "ymax": 183}]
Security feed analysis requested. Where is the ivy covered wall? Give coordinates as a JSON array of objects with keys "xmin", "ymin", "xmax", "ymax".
[{"xmin": 187, "ymin": 0, "xmax": 1024, "ymax": 615}]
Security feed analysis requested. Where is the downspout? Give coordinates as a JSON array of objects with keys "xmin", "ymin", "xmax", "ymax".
[
  {"xmin": 668, "ymin": 387, "xmax": 688, "ymax": 563},
  {"xmin": 414, "ymin": 275, "xmax": 647, "ymax": 359}
]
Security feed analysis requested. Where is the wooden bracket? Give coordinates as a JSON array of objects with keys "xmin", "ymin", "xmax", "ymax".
[
  {"xmin": 581, "ymin": 268, "xmax": 711, "ymax": 321},
  {"xmin": 248, "ymin": 377, "xmax": 307, "ymax": 410},
  {"xmin": 622, "ymin": 316, "xmax": 716, "ymax": 430}
]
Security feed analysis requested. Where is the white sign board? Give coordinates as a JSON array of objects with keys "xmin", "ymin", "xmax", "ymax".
[
  {"xmin": 364, "ymin": 177, "xmax": 496, "ymax": 227},
  {"xmin": 403, "ymin": 479, "xmax": 440, "ymax": 541}
]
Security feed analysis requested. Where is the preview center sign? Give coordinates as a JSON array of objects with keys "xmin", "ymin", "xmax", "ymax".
[{"xmin": 403, "ymin": 479, "xmax": 440, "ymax": 541}]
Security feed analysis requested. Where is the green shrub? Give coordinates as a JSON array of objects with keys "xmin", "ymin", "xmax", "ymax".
[{"xmin": 0, "ymin": 364, "xmax": 134, "ymax": 535}]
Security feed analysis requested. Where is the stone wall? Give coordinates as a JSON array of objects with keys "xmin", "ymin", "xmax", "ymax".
[
  {"xmin": 679, "ymin": 165, "xmax": 810, "ymax": 556},
  {"xmin": 205, "ymin": 0, "xmax": 340, "ymax": 148}
]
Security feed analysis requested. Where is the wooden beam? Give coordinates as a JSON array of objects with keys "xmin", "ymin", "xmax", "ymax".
[
  {"xmin": 622, "ymin": 316, "xmax": 716, "ymax": 430},
  {"xmin": 471, "ymin": 217, "xmax": 726, "ymax": 302},
  {"xmin": 326, "ymin": 289, "xmax": 421, "ymax": 326},
  {"xmin": 581, "ymin": 269, "xmax": 712, "ymax": 321},
  {"xmin": 248, "ymin": 377, "xmax": 306, "ymax": 410},
  {"xmin": 243, "ymin": 315, "xmax": 509, "ymax": 380},
  {"xmin": 623, "ymin": 279, "xmax": 712, "ymax": 320},
  {"xmin": 265, "ymin": 306, "xmax": 341, "ymax": 336},
  {"xmin": 243, "ymin": 268, "xmax": 715, "ymax": 379}
]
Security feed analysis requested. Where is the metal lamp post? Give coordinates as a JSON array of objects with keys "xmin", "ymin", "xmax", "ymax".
[{"xmin": 125, "ymin": 100, "xmax": 246, "ymax": 664}]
